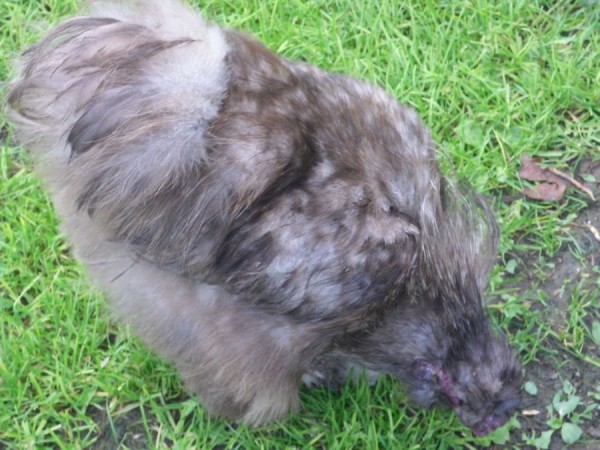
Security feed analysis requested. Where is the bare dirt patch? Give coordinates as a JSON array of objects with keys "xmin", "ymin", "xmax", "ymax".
[{"xmin": 502, "ymin": 157, "xmax": 600, "ymax": 449}]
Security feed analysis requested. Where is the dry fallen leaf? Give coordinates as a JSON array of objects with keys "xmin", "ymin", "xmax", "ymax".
[
  {"xmin": 518, "ymin": 154, "xmax": 595, "ymax": 201},
  {"xmin": 519, "ymin": 154, "xmax": 568, "ymax": 201}
]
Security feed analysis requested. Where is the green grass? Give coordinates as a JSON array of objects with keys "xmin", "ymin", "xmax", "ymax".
[{"xmin": 1, "ymin": 0, "xmax": 599, "ymax": 448}]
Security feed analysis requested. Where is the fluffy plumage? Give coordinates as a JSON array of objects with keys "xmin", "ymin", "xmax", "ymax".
[{"xmin": 7, "ymin": 0, "xmax": 521, "ymax": 433}]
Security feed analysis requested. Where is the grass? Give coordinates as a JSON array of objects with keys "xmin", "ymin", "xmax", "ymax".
[{"xmin": 1, "ymin": 0, "xmax": 599, "ymax": 448}]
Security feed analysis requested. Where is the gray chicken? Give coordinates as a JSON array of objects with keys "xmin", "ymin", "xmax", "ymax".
[{"xmin": 7, "ymin": 0, "xmax": 521, "ymax": 435}]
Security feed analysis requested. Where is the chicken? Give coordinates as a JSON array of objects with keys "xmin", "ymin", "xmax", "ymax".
[{"xmin": 7, "ymin": 0, "xmax": 521, "ymax": 434}]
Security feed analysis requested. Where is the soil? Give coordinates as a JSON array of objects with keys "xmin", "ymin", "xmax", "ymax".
[
  {"xmin": 88, "ymin": 406, "xmax": 152, "ymax": 450},
  {"xmin": 497, "ymin": 156, "xmax": 600, "ymax": 449}
]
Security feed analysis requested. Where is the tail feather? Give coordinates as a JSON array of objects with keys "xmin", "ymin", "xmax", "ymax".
[{"xmin": 8, "ymin": 0, "xmax": 229, "ymax": 180}]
